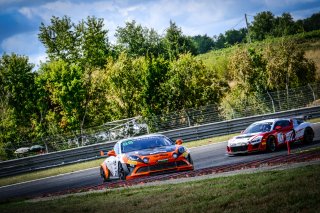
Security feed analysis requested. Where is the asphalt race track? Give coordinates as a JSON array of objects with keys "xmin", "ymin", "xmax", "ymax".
[{"xmin": 1, "ymin": 123, "xmax": 319, "ymax": 202}]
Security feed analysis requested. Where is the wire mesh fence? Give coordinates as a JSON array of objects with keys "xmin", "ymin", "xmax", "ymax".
[
  {"xmin": 8, "ymin": 83, "xmax": 320, "ymax": 158},
  {"xmin": 144, "ymin": 83, "xmax": 320, "ymax": 132}
]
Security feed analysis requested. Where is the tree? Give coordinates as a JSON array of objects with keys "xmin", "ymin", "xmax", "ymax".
[
  {"xmin": 104, "ymin": 53, "xmax": 146, "ymax": 118},
  {"xmin": 140, "ymin": 56, "xmax": 169, "ymax": 116},
  {"xmin": 264, "ymin": 39, "xmax": 316, "ymax": 91},
  {"xmin": 35, "ymin": 60, "xmax": 88, "ymax": 138},
  {"xmin": 250, "ymin": 11, "xmax": 275, "ymax": 41},
  {"xmin": 191, "ymin": 34, "xmax": 214, "ymax": 54},
  {"xmin": 162, "ymin": 53, "xmax": 228, "ymax": 112},
  {"xmin": 219, "ymin": 86, "xmax": 271, "ymax": 120},
  {"xmin": 0, "ymin": 54, "xmax": 36, "ymax": 159},
  {"xmin": 115, "ymin": 20, "xmax": 163, "ymax": 57},
  {"xmin": 224, "ymin": 28, "xmax": 247, "ymax": 46},
  {"xmin": 228, "ymin": 47, "xmax": 267, "ymax": 93},
  {"xmin": 76, "ymin": 16, "xmax": 110, "ymax": 68},
  {"xmin": 39, "ymin": 16, "xmax": 110, "ymax": 68},
  {"xmin": 163, "ymin": 21, "xmax": 197, "ymax": 60},
  {"xmin": 300, "ymin": 12, "xmax": 320, "ymax": 32},
  {"xmin": 0, "ymin": 54, "xmax": 36, "ymax": 124},
  {"xmin": 273, "ymin": 13, "xmax": 299, "ymax": 37}
]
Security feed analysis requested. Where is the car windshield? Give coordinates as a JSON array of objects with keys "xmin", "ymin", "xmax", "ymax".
[
  {"xmin": 243, "ymin": 122, "xmax": 272, "ymax": 134},
  {"xmin": 121, "ymin": 136, "xmax": 174, "ymax": 153}
]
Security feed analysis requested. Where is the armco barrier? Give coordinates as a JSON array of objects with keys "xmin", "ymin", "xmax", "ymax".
[{"xmin": 0, "ymin": 105, "xmax": 319, "ymax": 178}]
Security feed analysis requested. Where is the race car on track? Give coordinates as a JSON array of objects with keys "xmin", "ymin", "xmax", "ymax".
[
  {"xmin": 100, "ymin": 134, "xmax": 194, "ymax": 181},
  {"xmin": 227, "ymin": 117, "xmax": 314, "ymax": 155}
]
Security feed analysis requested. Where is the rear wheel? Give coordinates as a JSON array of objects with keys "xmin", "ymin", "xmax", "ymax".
[
  {"xmin": 303, "ymin": 127, "xmax": 314, "ymax": 144},
  {"xmin": 267, "ymin": 136, "xmax": 276, "ymax": 152},
  {"xmin": 100, "ymin": 166, "xmax": 110, "ymax": 182}
]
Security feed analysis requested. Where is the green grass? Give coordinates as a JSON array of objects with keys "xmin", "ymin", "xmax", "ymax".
[
  {"xmin": 0, "ymin": 133, "xmax": 237, "ymax": 187},
  {"xmin": 309, "ymin": 117, "xmax": 320, "ymax": 123},
  {"xmin": 1, "ymin": 163, "xmax": 320, "ymax": 213}
]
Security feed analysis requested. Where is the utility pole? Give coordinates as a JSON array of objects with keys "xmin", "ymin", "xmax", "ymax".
[{"xmin": 245, "ymin": 13, "xmax": 251, "ymax": 43}]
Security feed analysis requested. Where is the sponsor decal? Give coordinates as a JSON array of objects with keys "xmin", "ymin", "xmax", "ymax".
[
  {"xmin": 122, "ymin": 140, "xmax": 134, "ymax": 146},
  {"xmin": 127, "ymin": 160, "xmax": 138, "ymax": 165}
]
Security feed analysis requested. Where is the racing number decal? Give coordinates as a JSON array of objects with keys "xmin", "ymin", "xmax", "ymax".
[
  {"xmin": 277, "ymin": 133, "xmax": 285, "ymax": 144},
  {"xmin": 105, "ymin": 156, "xmax": 118, "ymax": 177},
  {"xmin": 285, "ymin": 130, "xmax": 295, "ymax": 142}
]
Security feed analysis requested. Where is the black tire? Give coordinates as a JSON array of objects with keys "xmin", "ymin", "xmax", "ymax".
[
  {"xmin": 187, "ymin": 154, "xmax": 194, "ymax": 165},
  {"xmin": 266, "ymin": 136, "xmax": 276, "ymax": 152},
  {"xmin": 118, "ymin": 163, "xmax": 128, "ymax": 180},
  {"xmin": 100, "ymin": 166, "xmax": 110, "ymax": 182},
  {"xmin": 303, "ymin": 127, "xmax": 314, "ymax": 144}
]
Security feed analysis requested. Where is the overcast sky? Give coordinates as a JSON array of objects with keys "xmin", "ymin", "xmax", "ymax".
[{"xmin": 1, "ymin": 0, "xmax": 320, "ymax": 68}]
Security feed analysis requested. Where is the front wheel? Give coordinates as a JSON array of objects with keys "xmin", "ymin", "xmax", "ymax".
[
  {"xmin": 303, "ymin": 127, "xmax": 314, "ymax": 144},
  {"xmin": 118, "ymin": 163, "xmax": 128, "ymax": 180},
  {"xmin": 267, "ymin": 136, "xmax": 276, "ymax": 152},
  {"xmin": 100, "ymin": 166, "xmax": 110, "ymax": 182},
  {"xmin": 187, "ymin": 154, "xmax": 194, "ymax": 165}
]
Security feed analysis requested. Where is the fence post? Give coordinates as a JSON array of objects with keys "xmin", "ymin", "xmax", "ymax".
[
  {"xmin": 308, "ymin": 83, "xmax": 316, "ymax": 102},
  {"xmin": 266, "ymin": 91, "xmax": 276, "ymax": 113},
  {"xmin": 185, "ymin": 110, "xmax": 191, "ymax": 127}
]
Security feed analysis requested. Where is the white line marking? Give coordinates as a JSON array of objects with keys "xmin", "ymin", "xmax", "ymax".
[{"xmin": 0, "ymin": 167, "xmax": 99, "ymax": 189}]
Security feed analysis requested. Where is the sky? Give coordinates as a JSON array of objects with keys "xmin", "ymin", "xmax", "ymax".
[{"xmin": 1, "ymin": 0, "xmax": 320, "ymax": 68}]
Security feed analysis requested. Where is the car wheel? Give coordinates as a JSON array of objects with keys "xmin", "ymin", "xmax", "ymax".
[
  {"xmin": 267, "ymin": 136, "xmax": 276, "ymax": 152},
  {"xmin": 187, "ymin": 154, "xmax": 194, "ymax": 165},
  {"xmin": 303, "ymin": 127, "xmax": 314, "ymax": 144},
  {"xmin": 100, "ymin": 166, "xmax": 110, "ymax": 182},
  {"xmin": 118, "ymin": 163, "xmax": 127, "ymax": 180}
]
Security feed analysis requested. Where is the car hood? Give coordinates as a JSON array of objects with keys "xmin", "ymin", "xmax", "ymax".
[
  {"xmin": 228, "ymin": 132, "xmax": 262, "ymax": 145},
  {"xmin": 126, "ymin": 145, "xmax": 177, "ymax": 156}
]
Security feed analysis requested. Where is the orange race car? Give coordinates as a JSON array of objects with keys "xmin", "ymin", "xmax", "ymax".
[{"xmin": 100, "ymin": 134, "xmax": 194, "ymax": 181}]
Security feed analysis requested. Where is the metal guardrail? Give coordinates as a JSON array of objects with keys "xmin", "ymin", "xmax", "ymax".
[{"xmin": 0, "ymin": 105, "xmax": 319, "ymax": 178}]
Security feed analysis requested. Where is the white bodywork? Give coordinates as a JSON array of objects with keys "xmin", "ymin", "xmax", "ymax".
[{"xmin": 228, "ymin": 118, "xmax": 313, "ymax": 148}]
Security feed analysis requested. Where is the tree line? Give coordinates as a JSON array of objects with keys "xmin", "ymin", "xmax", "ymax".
[
  {"xmin": 0, "ymin": 11, "xmax": 318, "ymax": 160},
  {"xmin": 192, "ymin": 11, "xmax": 320, "ymax": 53}
]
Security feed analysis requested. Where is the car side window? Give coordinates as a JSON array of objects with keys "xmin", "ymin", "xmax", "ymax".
[
  {"xmin": 274, "ymin": 120, "xmax": 290, "ymax": 129},
  {"xmin": 114, "ymin": 143, "xmax": 120, "ymax": 155}
]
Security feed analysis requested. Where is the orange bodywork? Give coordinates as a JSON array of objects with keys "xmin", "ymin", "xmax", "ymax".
[
  {"xmin": 122, "ymin": 149, "xmax": 193, "ymax": 180},
  {"xmin": 100, "ymin": 146, "xmax": 193, "ymax": 180}
]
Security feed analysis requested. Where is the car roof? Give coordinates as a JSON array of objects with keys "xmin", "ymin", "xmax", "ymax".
[{"xmin": 253, "ymin": 118, "xmax": 291, "ymax": 124}]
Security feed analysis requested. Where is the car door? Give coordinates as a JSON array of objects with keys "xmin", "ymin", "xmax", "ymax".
[{"xmin": 274, "ymin": 120, "xmax": 294, "ymax": 144}]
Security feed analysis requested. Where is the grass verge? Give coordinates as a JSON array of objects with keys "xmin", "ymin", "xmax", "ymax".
[
  {"xmin": 1, "ymin": 163, "xmax": 320, "ymax": 213},
  {"xmin": 0, "ymin": 133, "xmax": 237, "ymax": 187}
]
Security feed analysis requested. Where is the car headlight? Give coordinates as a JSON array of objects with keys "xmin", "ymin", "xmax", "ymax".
[
  {"xmin": 250, "ymin": 136, "xmax": 263, "ymax": 144},
  {"xmin": 143, "ymin": 158, "xmax": 149, "ymax": 164},
  {"xmin": 178, "ymin": 146, "xmax": 185, "ymax": 154},
  {"xmin": 172, "ymin": 153, "xmax": 178, "ymax": 159},
  {"xmin": 129, "ymin": 155, "xmax": 140, "ymax": 161},
  {"xmin": 228, "ymin": 138, "xmax": 235, "ymax": 146}
]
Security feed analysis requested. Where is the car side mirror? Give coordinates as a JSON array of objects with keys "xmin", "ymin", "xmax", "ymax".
[
  {"xmin": 175, "ymin": 139, "xmax": 183, "ymax": 145},
  {"xmin": 275, "ymin": 126, "xmax": 282, "ymax": 131},
  {"xmin": 107, "ymin": 150, "xmax": 116, "ymax": 157}
]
